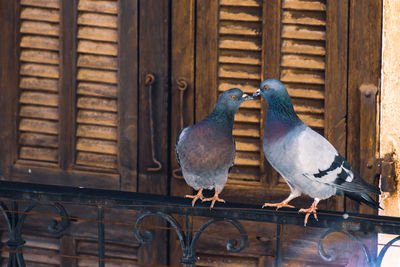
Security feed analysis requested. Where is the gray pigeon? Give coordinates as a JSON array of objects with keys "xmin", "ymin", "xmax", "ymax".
[
  {"xmin": 176, "ymin": 88, "xmax": 253, "ymax": 208},
  {"xmin": 253, "ymin": 79, "xmax": 380, "ymax": 225}
]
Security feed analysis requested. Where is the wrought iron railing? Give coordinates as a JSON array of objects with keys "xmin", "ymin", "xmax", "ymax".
[{"xmin": 0, "ymin": 180, "xmax": 399, "ymax": 266}]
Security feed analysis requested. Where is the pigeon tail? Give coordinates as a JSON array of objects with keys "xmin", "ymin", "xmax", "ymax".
[{"xmin": 345, "ymin": 191, "xmax": 382, "ymax": 209}]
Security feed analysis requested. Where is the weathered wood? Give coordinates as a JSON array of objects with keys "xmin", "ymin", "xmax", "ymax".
[
  {"xmin": 77, "ymin": 68, "xmax": 117, "ymax": 83},
  {"xmin": 219, "ymin": 50, "xmax": 261, "ymax": 65},
  {"xmin": 21, "ymin": 0, "xmax": 60, "ymax": 9},
  {"xmin": 77, "ymin": 96, "xmax": 117, "ymax": 112},
  {"xmin": 19, "ymin": 146, "xmax": 58, "ymax": 162},
  {"xmin": 219, "ymin": 36, "xmax": 261, "ymax": 51},
  {"xmin": 20, "ymin": 105, "xmax": 59, "ymax": 120},
  {"xmin": 220, "ymin": 0, "xmax": 261, "ymax": 7},
  {"xmin": 77, "ymin": 54, "xmax": 118, "ymax": 70},
  {"xmin": 282, "ymin": 24, "xmax": 326, "ymax": 40},
  {"xmin": 77, "ymin": 40, "xmax": 118, "ymax": 56},
  {"xmin": 118, "ymin": 0, "xmax": 138, "ymax": 191},
  {"xmin": 219, "ymin": 64, "xmax": 261, "ymax": 80},
  {"xmin": 233, "ymin": 124, "xmax": 260, "ymax": 138},
  {"xmin": 76, "ymin": 151, "xmax": 117, "ymax": 169},
  {"xmin": 281, "ymin": 39, "xmax": 326, "ymax": 55},
  {"xmin": 77, "ymin": 82, "xmax": 117, "ymax": 98},
  {"xmin": 60, "ymin": 235, "xmax": 76, "ymax": 267},
  {"xmin": 20, "ymin": 77, "xmax": 59, "ymax": 92},
  {"xmin": 234, "ymin": 109, "xmax": 260, "ymax": 123},
  {"xmin": 19, "ymin": 118, "xmax": 59, "ymax": 134},
  {"xmin": 78, "ymin": 0, "xmax": 118, "ymax": 14},
  {"xmin": 20, "ymin": 21, "xmax": 60, "ymax": 36},
  {"xmin": 19, "ymin": 91, "xmax": 59, "ymax": 106},
  {"xmin": 20, "ymin": 7, "xmax": 60, "ymax": 22},
  {"xmin": 77, "ymin": 110, "xmax": 118, "ymax": 126},
  {"xmin": 283, "ymin": 0, "xmax": 326, "ymax": 11},
  {"xmin": 281, "ymin": 54, "xmax": 325, "ymax": 70},
  {"xmin": 220, "ymin": 6, "xmax": 262, "ymax": 22},
  {"xmin": 78, "ymin": 12, "xmax": 117, "ymax": 28},
  {"xmin": 19, "ymin": 132, "xmax": 58, "ymax": 148},
  {"xmin": 280, "ymin": 68, "xmax": 325, "ymax": 84},
  {"xmin": 219, "ymin": 21, "xmax": 261, "ymax": 36},
  {"xmin": 20, "ymin": 49, "xmax": 59, "ymax": 65},
  {"xmin": 282, "ymin": 10, "xmax": 326, "ymax": 26},
  {"xmin": 78, "ymin": 26, "xmax": 118, "ymax": 42},
  {"xmin": 76, "ymin": 138, "xmax": 117, "ymax": 154},
  {"xmin": 77, "ymin": 125, "xmax": 117, "ymax": 140},
  {"xmin": 219, "ymin": 80, "xmax": 259, "ymax": 94},
  {"xmin": 20, "ymin": 63, "xmax": 59, "ymax": 78},
  {"xmin": 20, "ymin": 35, "xmax": 59, "ymax": 50}
]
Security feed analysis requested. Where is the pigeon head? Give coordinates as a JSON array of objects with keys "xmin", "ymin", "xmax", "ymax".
[
  {"xmin": 216, "ymin": 88, "xmax": 253, "ymax": 112},
  {"xmin": 253, "ymin": 79, "xmax": 301, "ymax": 125}
]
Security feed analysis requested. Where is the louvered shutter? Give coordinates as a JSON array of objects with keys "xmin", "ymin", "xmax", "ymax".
[
  {"xmin": 75, "ymin": 0, "xmax": 119, "ymax": 170},
  {"xmin": 18, "ymin": 0, "xmax": 61, "ymax": 164}
]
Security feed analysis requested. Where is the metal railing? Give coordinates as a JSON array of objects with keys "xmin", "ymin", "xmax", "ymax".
[{"xmin": 0, "ymin": 180, "xmax": 399, "ymax": 266}]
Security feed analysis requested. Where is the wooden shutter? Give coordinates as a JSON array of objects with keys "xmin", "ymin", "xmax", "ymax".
[
  {"xmin": 17, "ymin": 0, "xmax": 61, "ymax": 165},
  {"xmin": 75, "ymin": 0, "xmax": 119, "ymax": 170}
]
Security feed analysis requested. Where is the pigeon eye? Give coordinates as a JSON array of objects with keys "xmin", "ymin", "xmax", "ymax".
[
  {"xmin": 231, "ymin": 95, "xmax": 237, "ymax": 99},
  {"xmin": 264, "ymin": 85, "xmax": 269, "ymax": 90}
]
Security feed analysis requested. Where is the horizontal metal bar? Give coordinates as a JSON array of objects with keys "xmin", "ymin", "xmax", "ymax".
[{"xmin": 0, "ymin": 181, "xmax": 399, "ymax": 235}]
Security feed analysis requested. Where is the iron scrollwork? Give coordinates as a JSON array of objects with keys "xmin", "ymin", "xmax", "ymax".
[
  {"xmin": 0, "ymin": 201, "xmax": 70, "ymax": 266},
  {"xmin": 133, "ymin": 211, "xmax": 247, "ymax": 265}
]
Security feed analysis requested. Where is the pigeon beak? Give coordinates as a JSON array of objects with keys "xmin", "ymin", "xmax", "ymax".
[
  {"xmin": 253, "ymin": 89, "xmax": 261, "ymax": 97},
  {"xmin": 242, "ymin": 93, "xmax": 253, "ymax": 101}
]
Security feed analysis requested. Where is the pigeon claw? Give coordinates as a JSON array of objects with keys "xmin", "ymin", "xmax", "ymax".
[
  {"xmin": 202, "ymin": 190, "xmax": 225, "ymax": 209},
  {"xmin": 262, "ymin": 202, "xmax": 295, "ymax": 210},
  {"xmin": 298, "ymin": 204, "xmax": 318, "ymax": 226},
  {"xmin": 185, "ymin": 189, "xmax": 204, "ymax": 207}
]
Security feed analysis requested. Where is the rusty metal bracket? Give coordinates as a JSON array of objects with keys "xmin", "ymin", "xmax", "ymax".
[
  {"xmin": 377, "ymin": 153, "xmax": 396, "ymax": 193},
  {"xmin": 172, "ymin": 78, "xmax": 188, "ymax": 179},
  {"xmin": 145, "ymin": 73, "xmax": 162, "ymax": 172}
]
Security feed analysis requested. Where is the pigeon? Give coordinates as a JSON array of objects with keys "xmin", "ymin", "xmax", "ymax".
[
  {"xmin": 253, "ymin": 79, "xmax": 381, "ymax": 225},
  {"xmin": 176, "ymin": 88, "xmax": 253, "ymax": 208}
]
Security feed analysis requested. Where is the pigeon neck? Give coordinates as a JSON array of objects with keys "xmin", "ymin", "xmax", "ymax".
[{"xmin": 207, "ymin": 105, "xmax": 235, "ymax": 131}]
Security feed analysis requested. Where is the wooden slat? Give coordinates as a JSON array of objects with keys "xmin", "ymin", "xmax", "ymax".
[
  {"xmin": 76, "ymin": 138, "xmax": 117, "ymax": 154},
  {"xmin": 233, "ymin": 124, "xmax": 260, "ymax": 137},
  {"xmin": 219, "ymin": 0, "xmax": 261, "ymax": 7},
  {"xmin": 77, "ymin": 82, "xmax": 117, "ymax": 98},
  {"xmin": 78, "ymin": 12, "xmax": 117, "ymax": 28},
  {"xmin": 77, "ymin": 68, "xmax": 117, "ymax": 83},
  {"xmin": 20, "ymin": 63, "xmax": 59, "ymax": 78},
  {"xmin": 77, "ymin": 110, "xmax": 117, "ymax": 126},
  {"xmin": 78, "ymin": 0, "xmax": 118, "ymax": 14},
  {"xmin": 281, "ymin": 39, "xmax": 325, "ymax": 55},
  {"xmin": 19, "ymin": 118, "xmax": 58, "ymax": 134},
  {"xmin": 283, "ymin": 0, "xmax": 326, "ymax": 11},
  {"xmin": 77, "ymin": 96, "xmax": 117, "ymax": 112},
  {"xmin": 20, "ymin": 49, "xmax": 59, "ymax": 64},
  {"xmin": 282, "ymin": 25, "xmax": 326, "ymax": 40},
  {"xmin": 77, "ymin": 40, "xmax": 118, "ymax": 56},
  {"xmin": 234, "ymin": 109, "xmax": 260, "ymax": 123},
  {"xmin": 76, "ymin": 152, "xmax": 117, "ymax": 169},
  {"xmin": 19, "ymin": 132, "xmax": 58, "ymax": 147},
  {"xmin": 282, "ymin": 10, "xmax": 326, "ymax": 26},
  {"xmin": 20, "ymin": 35, "xmax": 59, "ymax": 50},
  {"xmin": 219, "ymin": 21, "xmax": 261, "ymax": 36},
  {"xmin": 299, "ymin": 114, "xmax": 324, "ymax": 128},
  {"xmin": 76, "ymin": 125, "xmax": 117, "ymax": 140},
  {"xmin": 19, "ymin": 91, "xmax": 58, "ymax": 106},
  {"xmin": 234, "ymin": 151, "xmax": 260, "ymax": 166},
  {"xmin": 219, "ymin": 64, "xmax": 261, "ymax": 80},
  {"xmin": 287, "ymin": 88, "xmax": 324, "ymax": 99},
  {"xmin": 220, "ymin": 6, "xmax": 262, "ymax": 22},
  {"xmin": 20, "ymin": 7, "xmax": 60, "ymax": 22},
  {"xmin": 219, "ymin": 81, "xmax": 259, "ymax": 94},
  {"xmin": 78, "ymin": 26, "xmax": 118, "ymax": 42},
  {"xmin": 219, "ymin": 50, "xmax": 261, "ymax": 65},
  {"xmin": 228, "ymin": 170, "xmax": 259, "ymax": 181},
  {"xmin": 219, "ymin": 36, "xmax": 261, "ymax": 51},
  {"xmin": 235, "ymin": 139, "xmax": 260, "ymax": 152},
  {"xmin": 19, "ymin": 146, "xmax": 58, "ymax": 162},
  {"xmin": 77, "ymin": 54, "xmax": 117, "ymax": 70},
  {"xmin": 21, "ymin": 0, "xmax": 60, "ymax": 9},
  {"xmin": 293, "ymin": 103, "xmax": 324, "ymax": 114},
  {"xmin": 281, "ymin": 54, "xmax": 325, "ymax": 70},
  {"xmin": 20, "ymin": 105, "xmax": 58, "ymax": 120},
  {"xmin": 20, "ymin": 77, "xmax": 58, "ymax": 92},
  {"xmin": 20, "ymin": 21, "xmax": 59, "ymax": 36},
  {"xmin": 281, "ymin": 68, "xmax": 325, "ymax": 84},
  {"xmin": 239, "ymin": 99, "xmax": 261, "ymax": 109}
]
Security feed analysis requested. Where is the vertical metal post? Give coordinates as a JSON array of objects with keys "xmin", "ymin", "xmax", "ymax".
[
  {"xmin": 275, "ymin": 223, "xmax": 282, "ymax": 267},
  {"xmin": 97, "ymin": 205, "xmax": 105, "ymax": 267}
]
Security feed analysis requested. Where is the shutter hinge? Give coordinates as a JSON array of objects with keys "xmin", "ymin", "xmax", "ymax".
[{"xmin": 376, "ymin": 153, "xmax": 396, "ymax": 193}]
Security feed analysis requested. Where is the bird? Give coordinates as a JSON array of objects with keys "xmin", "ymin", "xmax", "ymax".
[
  {"xmin": 253, "ymin": 79, "xmax": 381, "ymax": 225},
  {"xmin": 176, "ymin": 88, "xmax": 253, "ymax": 208}
]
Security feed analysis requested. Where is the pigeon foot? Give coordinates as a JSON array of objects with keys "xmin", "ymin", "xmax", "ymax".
[
  {"xmin": 202, "ymin": 190, "xmax": 225, "ymax": 209},
  {"xmin": 262, "ymin": 202, "xmax": 295, "ymax": 210},
  {"xmin": 185, "ymin": 189, "xmax": 204, "ymax": 207},
  {"xmin": 298, "ymin": 202, "xmax": 318, "ymax": 226}
]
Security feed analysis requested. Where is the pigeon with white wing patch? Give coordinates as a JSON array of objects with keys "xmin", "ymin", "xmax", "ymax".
[
  {"xmin": 176, "ymin": 88, "xmax": 253, "ymax": 208},
  {"xmin": 253, "ymin": 79, "xmax": 381, "ymax": 225}
]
